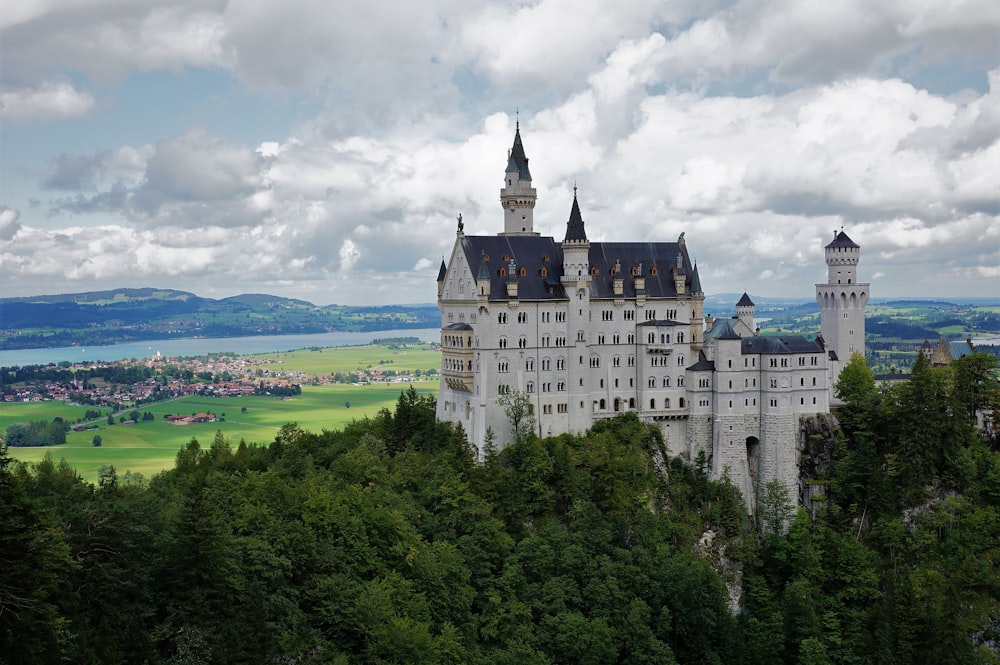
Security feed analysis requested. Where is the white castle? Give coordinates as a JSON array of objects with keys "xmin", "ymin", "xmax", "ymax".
[{"xmin": 436, "ymin": 125, "xmax": 868, "ymax": 510}]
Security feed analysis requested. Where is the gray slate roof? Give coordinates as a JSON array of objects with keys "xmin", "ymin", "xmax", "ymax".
[
  {"xmin": 741, "ymin": 335, "xmax": 825, "ymax": 355},
  {"xmin": 506, "ymin": 126, "xmax": 532, "ymax": 181},
  {"xmin": 826, "ymin": 230, "xmax": 859, "ymax": 249},
  {"xmin": 460, "ymin": 235, "xmax": 695, "ymax": 302}
]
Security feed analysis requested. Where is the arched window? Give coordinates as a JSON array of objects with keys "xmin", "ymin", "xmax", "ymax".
[
  {"xmin": 650, "ymin": 398, "xmax": 656, "ymax": 409},
  {"xmin": 599, "ymin": 399, "xmax": 606, "ymax": 410}
]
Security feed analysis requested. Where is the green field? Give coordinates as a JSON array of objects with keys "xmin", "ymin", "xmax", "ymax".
[
  {"xmin": 259, "ymin": 343, "xmax": 440, "ymax": 375},
  {"xmin": 4, "ymin": 381, "xmax": 436, "ymax": 483}
]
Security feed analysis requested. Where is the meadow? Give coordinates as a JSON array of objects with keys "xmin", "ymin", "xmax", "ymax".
[{"xmin": 3, "ymin": 342, "xmax": 439, "ymax": 483}]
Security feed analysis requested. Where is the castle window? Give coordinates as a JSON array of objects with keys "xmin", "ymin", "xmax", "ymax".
[
  {"xmin": 526, "ymin": 382, "xmax": 534, "ymax": 393},
  {"xmin": 598, "ymin": 334, "xmax": 605, "ymax": 344},
  {"xmin": 542, "ymin": 335, "xmax": 550, "ymax": 347},
  {"xmin": 613, "ymin": 333, "xmax": 620, "ymax": 344},
  {"xmin": 663, "ymin": 377, "xmax": 670, "ymax": 387},
  {"xmin": 542, "ymin": 358, "xmax": 551, "ymax": 371},
  {"xmin": 650, "ymin": 266, "xmax": 658, "ymax": 275},
  {"xmin": 679, "ymin": 398, "xmax": 685, "ymax": 408},
  {"xmin": 664, "ymin": 398, "xmax": 670, "ymax": 408},
  {"xmin": 627, "ymin": 333, "xmax": 635, "ymax": 344},
  {"xmin": 557, "ymin": 381, "xmax": 565, "ymax": 391},
  {"xmin": 540, "ymin": 267, "xmax": 548, "ymax": 277},
  {"xmin": 591, "ymin": 266, "xmax": 598, "ymax": 276},
  {"xmin": 629, "ymin": 398, "xmax": 635, "ymax": 408},
  {"xmin": 677, "ymin": 376, "xmax": 684, "ymax": 387},
  {"xmin": 812, "ymin": 377, "xmax": 817, "ymax": 386},
  {"xmin": 519, "ymin": 267, "xmax": 527, "ymax": 277},
  {"xmin": 499, "ymin": 336, "xmax": 507, "ymax": 348},
  {"xmin": 677, "ymin": 355, "xmax": 685, "ymax": 366},
  {"xmin": 499, "ymin": 267, "xmax": 506, "ymax": 277},
  {"xmin": 556, "ymin": 357, "xmax": 565, "ymax": 370},
  {"xmin": 650, "ymin": 398, "xmax": 656, "ymax": 409},
  {"xmin": 519, "ymin": 337, "xmax": 527, "ymax": 348},
  {"xmin": 677, "ymin": 332, "xmax": 685, "ymax": 343},
  {"xmin": 627, "ymin": 355, "xmax": 635, "ymax": 367},
  {"xmin": 498, "ymin": 312, "xmax": 507, "ymax": 324},
  {"xmin": 599, "ymin": 399, "xmax": 606, "ymax": 410},
  {"xmin": 526, "ymin": 358, "xmax": 535, "ymax": 371},
  {"xmin": 649, "ymin": 377, "xmax": 656, "ymax": 388}
]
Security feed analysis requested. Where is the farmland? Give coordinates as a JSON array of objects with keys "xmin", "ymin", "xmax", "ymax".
[{"xmin": 3, "ymin": 341, "xmax": 440, "ymax": 483}]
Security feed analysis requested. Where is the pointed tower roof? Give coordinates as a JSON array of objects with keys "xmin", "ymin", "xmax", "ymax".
[
  {"xmin": 476, "ymin": 252, "xmax": 490, "ymax": 280},
  {"xmin": 505, "ymin": 122, "xmax": 532, "ymax": 181},
  {"xmin": 690, "ymin": 263, "xmax": 703, "ymax": 294},
  {"xmin": 736, "ymin": 292, "xmax": 755, "ymax": 307},
  {"xmin": 826, "ymin": 229, "xmax": 859, "ymax": 249},
  {"xmin": 564, "ymin": 188, "xmax": 588, "ymax": 242},
  {"xmin": 436, "ymin": 259, "xmax": 447, "ymax": 282}
]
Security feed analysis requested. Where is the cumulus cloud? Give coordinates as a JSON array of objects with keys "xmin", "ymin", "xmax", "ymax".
[
  {"xmin": 0, "ymin": 81, "xmax": 94, "ymax": 123},
  {"xmin": 1, "ymin": 0, "xmax": 998, "ymax": 304}
]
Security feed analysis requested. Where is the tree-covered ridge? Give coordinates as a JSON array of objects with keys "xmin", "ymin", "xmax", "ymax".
[
  {"xmin": 0, "ymin": 288, "xmax": 438, "ymax": 350},
  {"xmin": 2, "ymin": 356, "xmax": 999, "ymax": 664}
]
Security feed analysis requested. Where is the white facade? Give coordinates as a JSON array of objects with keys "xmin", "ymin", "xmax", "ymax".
[{"xmin": 437, "ymin": 128, "xmax": 866, "ymax": 510}]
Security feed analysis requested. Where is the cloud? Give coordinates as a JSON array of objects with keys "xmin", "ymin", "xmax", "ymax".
[
  {"xmin": 0, "ymin": 206, "xmax": 22, "ymax": 241},
  {"xmin": 0, "ymin": 81, "xmax": 95, "ymax": 123}
]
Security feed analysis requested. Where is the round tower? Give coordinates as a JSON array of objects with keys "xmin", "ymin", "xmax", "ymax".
[{"xmin": 816, "ymin": 229, "xmax": 869, "ymax": 394}]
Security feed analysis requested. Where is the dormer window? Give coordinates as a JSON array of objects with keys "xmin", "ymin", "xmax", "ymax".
[
  {"xmin": 590, "ymin": 266, "xmax": 598, "ymax": 276},
  {"xmin": 650, "ymin": 266, "xmax": 658, "ymax": 276},
  {"xmin": 540, "ymin": 266, "xmax": 548, "ymax": 277},
  {"xmin": 519, "ymin": 267, "xmax": 527, "ymax": 277},
  {"xmin": 499, "ymin": 267, "xmax": 506, "ymax": 277}
]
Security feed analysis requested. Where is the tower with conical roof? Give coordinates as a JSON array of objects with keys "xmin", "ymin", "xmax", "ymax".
[
  {"xmin": 561, "ymin": 188, "xmax": 592, "ymax": 433},
  {"xmin": 816, "ymin": 229, "xmax": 869, "ymax": 393},
  {"xmin": 500, "ymin": 119, "xmax": 538, "ymax": 235}
]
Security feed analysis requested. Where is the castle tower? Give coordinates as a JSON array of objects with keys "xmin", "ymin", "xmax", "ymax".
[
  {"xmin": 816, "ymin": 229, "xmax": 869, "ymax": 393},
  {"xmin": 561, "ymin": 189, "xmax": 592, "ymax": 433},
  {"xmin": 735, "ymin": 292, "xmax": 755, "ymax": 336},
  {"xmin": 500, "ymin": 121, "xmax": 538, "ymax": 235}
]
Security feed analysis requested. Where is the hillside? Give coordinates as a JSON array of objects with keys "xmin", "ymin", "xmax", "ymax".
[{"xmin": 0, "ymin": 288, "xmax": 438, "ymax": 350}]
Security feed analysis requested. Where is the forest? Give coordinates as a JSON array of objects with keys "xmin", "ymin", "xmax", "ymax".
[{"xmin": 2, "ymin": 352, "xmax": 999, "ymax": 664}]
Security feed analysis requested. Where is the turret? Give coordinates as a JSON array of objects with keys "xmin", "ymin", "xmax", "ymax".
[
  {"xmin": 500, "ymin": 120, "xmax": 538, "ymax": 235},
  {"xmin": 736, "ymin": 292, "xmax": 755, "ymax": 334},
  {"xmin": 476, "ymin": 252, "xmax": 491, "ymax": 302},
  {"xmin": 436, "ymin": 259, "xmax": 447, "ymax": 299}
]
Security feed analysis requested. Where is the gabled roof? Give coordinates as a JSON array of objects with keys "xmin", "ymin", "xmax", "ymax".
[
  {"xmin": 436, "ymin": 260, "xmax": 447, "ymax": 282},
  {"xmin": 506, "ymin": 125, "xmax": 532, "ymax": 181},
  {"xmin": 826, "ymin": 230, "xmax": 859, "ymax": 249},
  {"xmin": 741, "ymin": 335, "xmax": 825, "ymax": 355},
  {"xmin": 459, "ymin": 234, "xmax": 697, "ymax": 302},
  {"xmin": 705, "ymin": 318, "xmax": 742, "ymax": 340},
  {"xmin": 736, "ymin": 292, "xmax": 754, "ymax": 307}
]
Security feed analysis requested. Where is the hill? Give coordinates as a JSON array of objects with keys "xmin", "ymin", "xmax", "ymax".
[{"xmin": 0, "ymin": 288, "xmax": 438, "ymax": 350}]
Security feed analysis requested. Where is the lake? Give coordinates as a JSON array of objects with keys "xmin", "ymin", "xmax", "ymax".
[{"xmin": 0, "ymin": 328, "xmax": 441, "ymax": 367}]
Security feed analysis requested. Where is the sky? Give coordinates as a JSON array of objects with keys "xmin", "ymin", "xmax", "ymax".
[{"xmin": 1, "ymin": 1, "xmax": 998, "ymax": 307}]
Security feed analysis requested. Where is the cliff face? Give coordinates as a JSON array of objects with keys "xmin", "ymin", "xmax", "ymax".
[{"xmin": 798, "ymin": 413, "xmax": 839, "ymax": 516}]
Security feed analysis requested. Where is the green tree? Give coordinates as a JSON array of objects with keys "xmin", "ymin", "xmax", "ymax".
[
  {"xmin": 497, "ymin": 390, "xmax": 536, "ymax": 444},
  {"xmin": 92, "ymin": 434, "xmax": 102, "ymax": 447}
]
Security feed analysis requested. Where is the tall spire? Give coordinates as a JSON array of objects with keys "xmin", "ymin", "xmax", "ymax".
[
  {"xmin": 564, "ymin": 186, "xmax": 588, "ymax": 242},
  {"xmin": 506, "ymin": 124, "xmax": 532, "ymax": 181},
  {"xmin": 500, "ymin": 118, "xmax": 537, "ymax": 235}
]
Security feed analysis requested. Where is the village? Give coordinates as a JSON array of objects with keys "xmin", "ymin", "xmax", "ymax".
[{"xmin": 1, "ymin": 349, "xmax": 435, "ymax": 413}]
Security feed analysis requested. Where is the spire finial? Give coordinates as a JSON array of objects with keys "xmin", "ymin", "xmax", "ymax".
[
  {"xmin": 516, "ymin": 108, "xmax": 519, "ymax": 131},
  {"xmin": 573, "ymin": 180, "xmax": 577, "ymax": 198}
]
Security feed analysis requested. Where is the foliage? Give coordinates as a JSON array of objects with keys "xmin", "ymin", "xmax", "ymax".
[{"xmin": 3, "ymin": 374, "xmax": 998, "ymax": 664}]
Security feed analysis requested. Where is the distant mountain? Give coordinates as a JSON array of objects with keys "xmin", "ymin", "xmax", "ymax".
[{"xmin": 0, "ymin": 288, "xmax": 439, "ymax": 351}]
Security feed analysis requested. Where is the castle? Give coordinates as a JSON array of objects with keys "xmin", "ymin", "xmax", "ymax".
[{"xmin": 436, "ymin": 125, "xmax": 868, "ymax": 510}]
